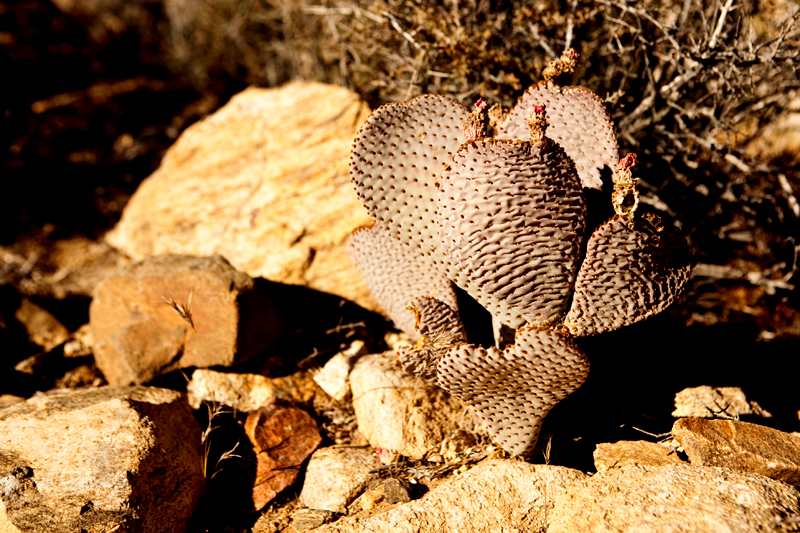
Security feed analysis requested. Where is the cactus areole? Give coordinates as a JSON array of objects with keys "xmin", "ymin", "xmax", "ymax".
[{"xmin": 347, "ymin": 49, "xmax": 692, "ymax": 456}]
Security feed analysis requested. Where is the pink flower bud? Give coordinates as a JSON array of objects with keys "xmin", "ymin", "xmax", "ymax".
[{"xmin": 619, "ymin": 153, "xmax": 637, "ymax": 171}]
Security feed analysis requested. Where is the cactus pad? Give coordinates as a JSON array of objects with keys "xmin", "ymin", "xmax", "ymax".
[
  {"xmin": 564, "ymin": 214, "xmax": 693, "ymax": 336},
  {"xmin": 497, "ymin": 82, "xmax": 618, "ymax": 190},
  {"xmin": 436, "ymin": 138, "xmax": 586, "ymax": 327},
  {"xmin": 397, "ymin": 296, "xmax": 467, "ymax": 382},
  {"xmin": 436, "ymin": 325, "xmax": 590, "ymax": 456},
  {"xmin": 350, "ymin": 94, "xmax": 469, "ymax": 269},
  {"xmin": 348, "ymin": 225, "xmax": 459, "ymax": 340}
]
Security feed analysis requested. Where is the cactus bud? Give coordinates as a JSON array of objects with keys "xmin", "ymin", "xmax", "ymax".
[
  {"xmin": 528, "ymin": 104, "xmax": 548, "ymax": 144},
  {"xmin": 464, "ymin": 98, "xmax": 490, "ymax": 141},
  {"xmin": 612, "ymin": 153, "xmax": 640, "ymax": 224}
]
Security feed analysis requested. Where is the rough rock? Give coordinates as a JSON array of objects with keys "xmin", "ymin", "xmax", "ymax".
[
  {"xmin": 349, "ymin": 352, "xmax": 467, "ymax": 460},
  {"xmin": 245, "ymin": 402, "xmax": 322, "ymax": 510},
  {"xmin": 673, "ymin": 418, "xmax": 800, "ymax": 487},
  {"xmin": 14, "ymin": 298, "xmax": 69, "ymax": 351},
  {"xmin": 90, "ymin": 254, "xmax": 281, "ymax": 386},
  {"xmin": 106, "ymin": 82, "xmax": 377, "ymax": 311},
  {"xmin": 187, "ymin": 369, "xmax": 278, "ymax": 412},
  {"xmin": 548, "ymin": 463, "xmax": 800, "ymax": 533},
  {"xmin": 0, "ymin": 238, "xmax": 127, "ymax": 301},
  {"xmin": 313, "ymin": 341, "xmax": 366, "ymax": 402},
  {"xmin": 351, "ymin": 478, "xmax": 411, "ymax": 511},
  {"xmin": 313, "ymin": 459, "xmax": 587, "ymax": 533},
  {"xmin": 593, "ymin": 440, "xmax": 687, "ymax": 471},
  {"xmin": 0, "ymin": 396, "xmax": 24, "ymax": 409},
  {"xmin": 298, "ymin": 446, "xmax": 377, "ymax": 513},
  {"xmin": 63, "ymin": 324, "xmax": 93, "ymax": 358},
  {"xmin": 672, "ymin": 385, "xmax": 772, "ymax": 419},
  {"xmin": 290, "ymin": 509, "xmax": 335, "ymax": 531},
  {"xmin": 0, "ymin": 386, "xmax": 204, "ymax": 533}
]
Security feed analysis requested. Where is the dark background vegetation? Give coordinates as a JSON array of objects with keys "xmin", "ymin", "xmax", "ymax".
[{"xmin": 1, "ymin": 0, "xmax": 799, "ymax": 482}]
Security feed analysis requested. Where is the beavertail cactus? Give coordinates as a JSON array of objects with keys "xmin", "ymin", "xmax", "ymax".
[{"xmin": 348, "ymin": 49, "xmax": 692, "ymax": 456}]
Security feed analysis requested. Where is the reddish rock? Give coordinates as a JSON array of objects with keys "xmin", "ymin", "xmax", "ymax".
[
  {"xmin": 90, "ymin": 254, "xmax": 281, "ymax": 385},
  {"xmin": 673, "ymin": 418, "xmax": 800, "ymax": 487},
  {"xmin": 244, "ymin": 402, "xmax": 322, "ymax": 510}
]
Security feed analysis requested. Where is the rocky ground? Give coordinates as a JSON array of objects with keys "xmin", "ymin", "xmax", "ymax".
[{"xmin": 2, "ymin": 1, "xmax": 800, "ymax": 532}]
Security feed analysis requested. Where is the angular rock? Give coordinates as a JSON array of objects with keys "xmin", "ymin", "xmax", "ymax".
[
  {"xmin": 0, "ymin": 386, "xmax": 204, "ymax": 533},
  {"xmin": 349, "ymin": 352, "xmax": 466, "ymax": 460},
  {"xmin": 313, "ymin": 460, "xmax": 587, "ymax": 533},
  {"xmin": 313, "ymin": 341, "xmax": 366, "ymax": 402},
  {"xmin": 298, "ymin": 446, "xmax": 377, "ymax": 513},
  {"xmin": 352, "ymin": 478, "xmax": 411, "ymax": 511},
  {"xmin": 593, "ymin": 440, "xmax": 687, "ymax": 471},
  {"xmin": 290, "ymin": 509, "xmax": 335, "ymax": 531},
  {"xmin": 672, "ymin": 385, "xmax": 772, "ymax": 419},
  {"xmin": 14, "ymin": 298, "xmax": 69, "ymax": 351},
  {"xmin": 245, "ymin": 402, "xmax": 322, "ymax": 510},
  {"xmin": 548, "ymin": 463, "xmax": 800, "ymax": 533},
  {"xmin": 106, "ymin": 82, "xmax": 377, "ymax": 311},
  {"xmin": 187, "ymin": 369, "xmax": 278, "ymax": 412},
  {"xmin": 90, "ymin": 254, "xmax": 281, "ymax": 386},
  {"xmin": 63, "ymin": 324, "xmax": 93, "ymax": 358},
  {"xmin": 0, "ymin": 238, "xmax": 127, "ymax": 301},
  {"xmin": 672, "ymin": 418, "xmax": 800, "ymax": 487}
]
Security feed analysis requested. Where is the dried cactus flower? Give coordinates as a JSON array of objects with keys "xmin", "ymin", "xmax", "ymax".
[
  {"xmin": 542, "ymin": 48, "xmax": 580, "ymax": 86},
  {"xmin": 436, "ymin": 324, "xmax": 590, "ymax": 456},
  {"xmin": 397, "ymin": 296, "xmax": 467, "ymax": 382},
  {"xmin": 348, "ymin": 225, "xmax": 458, "ymax": 340},
  {"xmin": 488, "ymin": 103, "xmax": 510, "ymax": 134},
  {"xmin": 564, "ymin": 214, "xmax": 692, "ymax": 337},
  {"xmin": 350, "ymin": 94, "xmax": 469, "ymax": 271},
  {"xmin": 612, "ymin": 153, "xmax": 640, "ymax": 223},
  {"xmin": 497, "ymin": 84, "xmax": 618, "ymax": 190},
  {"xmin": 436, "ymin": 132, "xmax": 586, "ymax": 328}
]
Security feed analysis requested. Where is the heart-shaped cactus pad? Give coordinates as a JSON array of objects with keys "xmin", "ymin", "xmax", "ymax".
[
  {"xmin": 436, "ymin": 137, "xmax": 586, "ymax": 328},
  {"xmin": 349, "ymin": 224, "xmax": 458, "ymax": 340},
  {"xmin": 350, "ymin": 94, "xmax": 469, "ymax": 270},
  {"xmin": 564, "ymin": 214, "xmax": 693, "ymax": 336},
  {"xmin": 497, "ymin": 82, "xmax": 619, "ymax": 190},
  {"xmin": 436, "ymin": 324, "xmax": 590, "ymax": 456}
]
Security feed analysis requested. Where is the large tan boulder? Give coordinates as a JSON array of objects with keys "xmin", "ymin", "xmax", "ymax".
[
  {"xmin": 0, "ymin": 386, "xmax": 204, "ymax": 533},
  {"xmin": 313, "ymin": 460, "xmax": 587, "ymax": 533},
  {"xmin": 548, "ymin": 463, "xmax": 800, "ymax": 532},
  {"xmin": 106, "ymin": 82, "xmax": 376, "ymax": 311}
]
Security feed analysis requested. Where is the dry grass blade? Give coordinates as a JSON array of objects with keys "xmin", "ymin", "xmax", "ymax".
[{"xmin": 162, "ymin": 290, "xmax": 195, "ymax": 330}]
